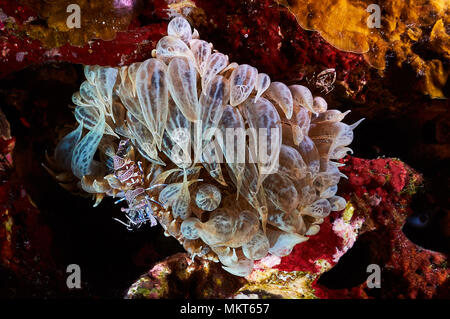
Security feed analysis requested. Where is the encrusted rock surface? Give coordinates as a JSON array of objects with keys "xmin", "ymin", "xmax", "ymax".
[
  {"xmin": 0, "ymin": 0, "xmax": 448, "ymax": 298},
  {"xmin": 125, "ymin": 253, "xmax": 246, "ymax": 299}
]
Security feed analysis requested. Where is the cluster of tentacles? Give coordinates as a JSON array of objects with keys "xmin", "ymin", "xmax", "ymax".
[{"xmin": 46, "ymin": 17, "xmax": 363, "ymax": 276}]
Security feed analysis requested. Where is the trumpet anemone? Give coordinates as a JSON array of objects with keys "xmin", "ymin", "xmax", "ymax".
[{"xmin": 46, "ymin": 16, "xmax": 363, "ymax": 277}]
